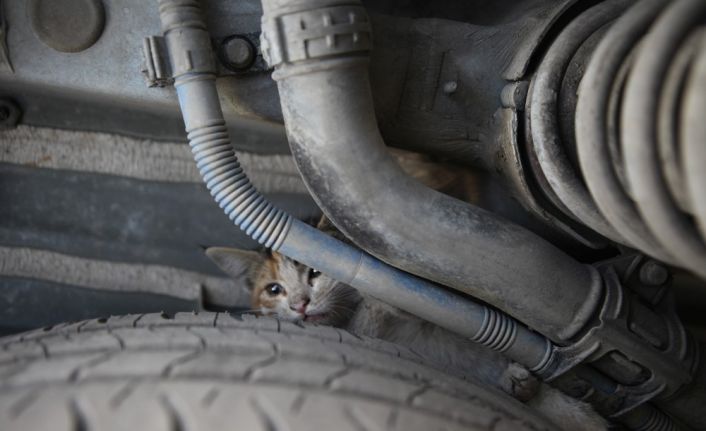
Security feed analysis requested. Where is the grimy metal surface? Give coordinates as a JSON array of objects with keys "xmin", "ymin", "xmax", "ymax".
[
  {"xmin": 0, "ymin": 0, "xmax": 286, "ymax": 146},
  {"xmin": 0, "ymin": 0, "xmax": 579, "ymax": 157},
  {"xmin": 265, "ymin": 7, "xmax": 602, "ymax": 343},
  {"xmin": 3, "ymin": 0, "xmax": 610, "ymax": 255}
]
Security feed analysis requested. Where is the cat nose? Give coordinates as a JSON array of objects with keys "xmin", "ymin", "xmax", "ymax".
[{"xmin": 291, "ymin": 298, "xmax": 310, "ymax": 314}]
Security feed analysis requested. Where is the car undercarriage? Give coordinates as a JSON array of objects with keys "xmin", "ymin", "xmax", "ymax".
[{"xmin": 0, "ymin": 0, "xmax": 705, "ymax": 429}]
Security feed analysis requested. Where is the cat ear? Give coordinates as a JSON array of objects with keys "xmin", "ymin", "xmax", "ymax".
[
  {"xmin": 315, "ymin": 214, "xmax": 349, "ymax": 242},
  {"xmin": 316, "ymin": 214, "xmax": 337, "ymax": 231},
  {"xmin": 205, "ymin": 247, "xmax": 263, "ymax": 283}
]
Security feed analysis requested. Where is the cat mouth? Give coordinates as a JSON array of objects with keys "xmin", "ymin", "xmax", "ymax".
[{"xmin": 303, "ymin": 312, "xmax": 329, "ymax": 322}]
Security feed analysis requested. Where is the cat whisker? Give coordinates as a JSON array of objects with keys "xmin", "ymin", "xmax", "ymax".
[
  {"xmin": 315, "ymin": 291, "xmax": 360, "ymax": 308},
  {"xmin": 329, "ymin": 304, "xmax": 359, "ymax": 313}
]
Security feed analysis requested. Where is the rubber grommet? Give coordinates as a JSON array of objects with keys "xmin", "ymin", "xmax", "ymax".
[{"xmin": 28, "ymin": 0, "xmax": 105, "ymax": 53}]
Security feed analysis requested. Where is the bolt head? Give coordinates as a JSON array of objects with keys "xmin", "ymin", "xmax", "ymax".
[
  {"xmin": 221, "ymin": 36, "xmax": 255, "ymax": 71},
  {"xmin": 639, "ymin": 261, "xmax": 669, "ymax": 286},
  {"xmin": 443, "ymin": 81, "xmax": 458, "ymax": 94},
  {"xmin": 501, "ymin": 81, "xmax": 529, "ymax": 110}
]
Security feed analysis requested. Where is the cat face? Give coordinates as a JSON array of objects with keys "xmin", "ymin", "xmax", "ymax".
[
  {"xmin": 206, "ymin": 247, "xmax": 361, "ymax": 327},
  {"xmin": 251, "ymin": 252, "xmax": 361, "ymax": 326}
]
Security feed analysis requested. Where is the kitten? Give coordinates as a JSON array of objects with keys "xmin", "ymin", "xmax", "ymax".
[
  {"xmin": 206, "ymin": 151, "xmax": 604, "ymax": 429},
  {"xmin": 206, "ymin": 238, "xmax": 607, "ymax": 431}
]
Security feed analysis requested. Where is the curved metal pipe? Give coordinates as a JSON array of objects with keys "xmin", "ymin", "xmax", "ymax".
[{"xmin": 262, "ymin": 0, "xmax": 602, "ymax": 342}]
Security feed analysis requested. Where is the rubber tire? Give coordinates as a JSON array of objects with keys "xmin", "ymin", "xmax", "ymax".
[{"xmin": 0, "ymin": 312, "xmax": 556, "ymax": 430}]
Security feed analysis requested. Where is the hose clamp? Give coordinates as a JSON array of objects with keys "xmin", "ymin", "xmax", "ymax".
[{"xmin": 261, "ymin": 5, "xmax": 372, "ymax": 68}]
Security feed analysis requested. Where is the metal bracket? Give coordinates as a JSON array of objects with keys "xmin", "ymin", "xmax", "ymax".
[
  {"xmin": 215, "ymin": 32, "xmax": 271, "ymax": 75},
  {"xmin": 141, "ymin": 35, "xmax": 172, "ymax": 87},
  {"xmin": 535, "ymin": 267, "xmax": 698, "ymax": 415}
]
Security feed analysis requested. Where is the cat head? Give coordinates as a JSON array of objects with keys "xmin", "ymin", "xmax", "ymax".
[{"xmin": 206, "ymin": 247, "xmax": 360, "ymax": 327}]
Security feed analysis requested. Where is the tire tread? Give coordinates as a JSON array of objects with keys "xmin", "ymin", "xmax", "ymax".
[{"xmin": 0, "ymin": 312, "xmax": 554, "ymax": 431}]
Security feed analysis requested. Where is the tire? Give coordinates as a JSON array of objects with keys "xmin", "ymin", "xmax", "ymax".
[{"xmin": 0, "ymin": 312, "xmax": 556, "ymax": 430}]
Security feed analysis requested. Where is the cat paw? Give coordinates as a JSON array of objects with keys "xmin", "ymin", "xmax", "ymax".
[{"xmin": 501, "ymin": 362, "xmax": 540, "ymax": 403}]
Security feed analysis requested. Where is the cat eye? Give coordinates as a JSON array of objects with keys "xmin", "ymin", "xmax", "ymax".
[
  {"xmin": 265, "ymin": 283, "xmax": 285, "ymax": 296},
  {"xmin": 308, "ymin": 268, "xmax": 322, "ymax": 284}
]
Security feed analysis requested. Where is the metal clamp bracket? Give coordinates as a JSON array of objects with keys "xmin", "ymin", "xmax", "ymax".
[
  {"xmin": 142, "ymin": 35, "xmax": 173, "ymax": 87},
  {"xmin": 535, "ymin": 267, "xmax": 697, "ymax": 415},
  {"xmin": 260, "ymin": 5, "xmax": 372, "ymax": 68}
]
